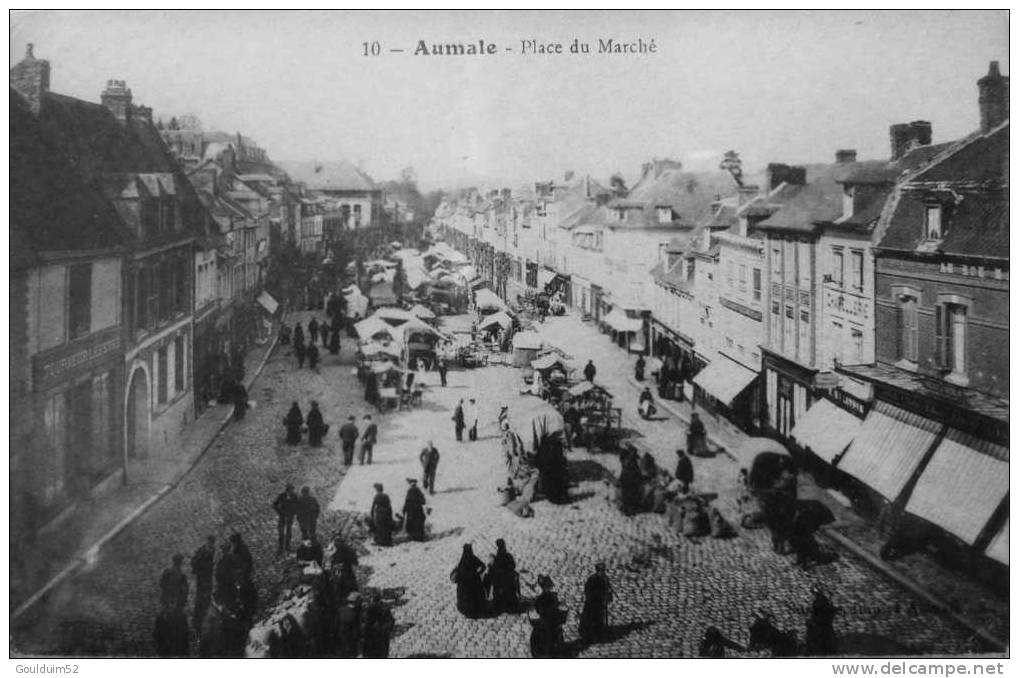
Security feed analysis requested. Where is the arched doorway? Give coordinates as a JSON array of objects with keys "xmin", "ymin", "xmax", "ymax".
[{"xmin": 126, "ymin": 368, "xmax": 150, "ymax": 459}]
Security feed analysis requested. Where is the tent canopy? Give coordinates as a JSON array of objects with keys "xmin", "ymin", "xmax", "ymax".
[
  {"xmin": 479, "ymin": 311, "xmax": 513, "ymax": 331},
  {"xmin": 372, "ymin": 307, "xmax": 416, "ymax": 325},
  {"xmin": 359, "ymin": 341, "xmax": 402, "ymax": 359},
  {"xmin": 355, "ymin": 316, "xmax": 395, "ymax": 340},
  {"xmin": 403, "ymin": 317, "xmax": 440, "ymax": 338},
  {"xmin": 409, "ymin": 304, "xmax": 436, "ymax": 320},
  {"xmin": 474, "ymin": 288, "xmax": 507, "ymax": 311},
  {"xmin": 531, "ymin": 354, "xmax": 567, "ymax": 371}
]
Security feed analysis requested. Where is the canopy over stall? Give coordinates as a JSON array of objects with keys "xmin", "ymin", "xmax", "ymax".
[
  {"xmin": 478, "ymin": 311, "xmax": 513, "ymax": 331},
  {"xmin": 372, "ymin": 307, "xmax": 416, "ymax": 326},
  {"xmin": 355, "ymin": 316, "xmax": 396, "ymax": 341},
  {"xmin": 409, "ymin": 304, "xmax": 436, "ymax": 320},
  {"xmin": 474, "ymin": 288, "xmax": 508, "ymax": 312}
]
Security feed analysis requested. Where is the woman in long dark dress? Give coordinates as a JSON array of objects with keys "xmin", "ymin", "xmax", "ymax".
[
  {"xmin": 283, "ymin": 402, "xmax": 303, "ymax": 445},
  {"xmin": 489, "ymin": 539, "xmax": 518, "ymax": 613},
  {"xmin": 306, "ymin": 401, "xmax": 327, "ymax": 446},
  {"xmin": 402, "ymin": 479, "xmax": 427, "ymax": 541},
  {"xmin": 450, "ymin": 544, "xmax": 486, "ymax": 618},
  {"xmin": 329, "ymin": 328, "xmax": 341, "ymax": 355},
  {"xmin": 370, "ymin": 484, "xmax": 394, "ymax": 546},
  {"xmin": 618, "ymin": 448, "xmax": 643, "ymax": 515},
  {"xmin": 364, "ymin": 371, "xmax": 380, "ymax": 405}
]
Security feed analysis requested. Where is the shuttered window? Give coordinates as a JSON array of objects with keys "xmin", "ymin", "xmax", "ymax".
[{"xmin": 900, "ymin": 297, "xmax": 918, "ymax": 362}]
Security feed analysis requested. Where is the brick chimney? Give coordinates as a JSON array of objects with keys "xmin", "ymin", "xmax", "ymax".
[
  {"xmin": 909, "ymin": 120, "xmax": 932, "ymax": 146},
  {"xmin": 101, "ymin": 80, "xmax": 133, "ymax": 122},
  {"xmin": 835, "ymin": 149, "xmax": 857, "ymax": 164},
  {"xmin": 889, "ymin": 123, "xmax": 912, "ymax": 161},
  {"xmin": 766, "ymin": 163, "xmax": 807, "ymax": 191},
  {"xmin": 10, "ymin": 44, "xmax": 50, "ymax": 115},
  {"xmin": 978, "ymin": 61, "xmax": 1009, "ymax": 132}
]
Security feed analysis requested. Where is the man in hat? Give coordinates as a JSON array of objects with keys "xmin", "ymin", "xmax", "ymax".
[
  {"xmin": 466, "ymin": 397, "xmax": 480, "ymax": 441},
  {"xmin": 687, "ymin": 411, "xmax": 707, "ymax": 457},
  {"xmin": 403, "ymin": 478, "xmax": 427, "ymax": 541},
  {"xmin": 296, "ymin": 486, "xmax": 320, "ymax": 540},
  {"xmin": 338, "ymin": 415, "xmax": 360, "ymax": 466},
  {"xmin": 159, "ymin": 554, "xmax": 189, "ymax": 610},
  {"xmin": 437, "ymin": 356, "xmax": 448, "ymax": 387},
  {"xmin": 272, "ymin": 484, "xmax": 300, "ymax": 554},
  {"xmin": 583, "ymin": 359, "xmax": 597, "ymax": 383},
  {"xmin": 190, "ymin": 535, "xmax": 216, "ymax": 628},
  {"xmin": 452, "ymin": 399, "xmax": 465, "ymax": 442},
  {"xmin": 420, "ymin": 441, "xmax": 440, "ymax": 495},
  {"xmin": 359, "ymin": 414, "xmax": 378, "ymax": 465},
  {"xmin": 675, "ymin": 449, "xmax": 694, "ymax": 488},
  {"xmin": 370, "ymin": 483, "xmax": 394, "ymax": 546},
  {"xmin": 578, "ymin": 562, "xmax": 613, "ymax": 643}
]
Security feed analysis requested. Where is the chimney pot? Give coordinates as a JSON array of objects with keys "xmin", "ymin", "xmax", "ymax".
[
  {"xmin": 978, "ymin": 60, "xmax": 1009, "ymax": 133},
  {"xmin": 835, "ymin": 149, "xmax": 857, "ymax": 164},
  {"xmin": 889, "ymin": 123, "xmax": 912, "ymax": 160},
  {"xmin": 10, "ymin": 44, "xmax": 51, "ymax": 115}
]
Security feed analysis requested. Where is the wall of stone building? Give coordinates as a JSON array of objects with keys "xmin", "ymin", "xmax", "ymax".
[{"xmin": 875, "ymin": 257, "xmax": 1009, "ymax": 397}]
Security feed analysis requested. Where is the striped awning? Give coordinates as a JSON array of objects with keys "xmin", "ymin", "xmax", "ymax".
[
  {"xmin": 837, "ymin": 401, "xmax": 941, "ymax": 501},
  {"xmin": 985, "ymin": 519, "xmax": 1009, "ymax": 566},
  {"xmin": 790, "ymin": 398, "xmax": 863, "ymax": 463},
  {"xmin": 905, "ymin": 428, "xmax": 1009, "ymax": 545},
  {"xmin": 692, "ymin": 356, "xmax": 758, "ymax": 407}
]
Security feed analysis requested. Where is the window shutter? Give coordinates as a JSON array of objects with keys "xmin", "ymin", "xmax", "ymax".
[{"xmin": 934, "ymin": 304, "xmax": 946, "ymax": 368}]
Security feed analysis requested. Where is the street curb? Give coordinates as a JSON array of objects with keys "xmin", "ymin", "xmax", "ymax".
[
  {"xmin": 12, "ymin": 332, "xmax": 281, "ymax": 622},
  {"xmin": 820, "ymin": 527, "xmax": 1007, "ymax": 652}
]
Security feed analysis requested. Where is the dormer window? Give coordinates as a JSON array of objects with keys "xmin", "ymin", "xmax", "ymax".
[
  {"xmin": 924, "ymin": 205, "xmax": 943, "ymax": 240},
  {"xmin": 842, "ymin": 186, "xmax": 854, "ymax": 219},
  {"xmin": 657, "ymin": 207, "xmax": 672, "ymax": 224},
  {"xmin": 617, "ymin": 209, "xmax": 626, "ymax": 222}
]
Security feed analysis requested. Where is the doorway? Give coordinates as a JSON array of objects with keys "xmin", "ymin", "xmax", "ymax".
[{"xmin": 126, "ymin": 368, "xmax": 150, "ymax": 459}]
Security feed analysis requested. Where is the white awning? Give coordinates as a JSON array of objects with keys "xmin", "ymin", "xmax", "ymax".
[
  {"xmin": 837, "ymin": 401, "xmax": 941, "ymax": 502},
  {"xmin": 692, "ymin": 356, "xmax": 758, "ymax": 406},
  {"xmin": 905, "ymin": 428, "xmax": 1009, "ymax": 545},
  {"xmin": 354, "ymin": 317, "xmax": 395, "ymax": 341},
  {"xmin": 538, "ymin": 269, "xmax": 556, "ymax": 287},
  {"xmin": 603, "ymin": 309, "xmax": 643, "ymax": 333},
  {"xmin": 479, "ymin": 311, "xmax": 513, "ymax": 330},
  {"xmin": 790, "ymin": 398, "xmax": 863, "ymax": 463},
  {"xmin": 474, "ymin": 288, "xmax": 507, "ymax": 311},
  {"xmin": 256, "ymin": 291, "xmax": 279, "ymax": 315}
]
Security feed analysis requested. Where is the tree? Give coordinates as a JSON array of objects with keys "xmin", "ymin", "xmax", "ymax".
[
  {"xmin": 168, "ymin": 116, "xmax": 180, "ymax": 131},
  {"xmin": 610, "ymin": 173, "xmax": 628, "ymax": 198},
  {"xmin": 720, "ymin": 150, "xmax": 744, "ymax": 187}
]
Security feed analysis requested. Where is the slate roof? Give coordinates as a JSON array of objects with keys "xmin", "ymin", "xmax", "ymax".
[
  {"xmin": 756, "ymin": 161, "xmax": 887, "ymax": 233},
  {"xmin": 606, "ymin": 168, "xmax": 739, "ymax": 229},
  {"xmin": 283, "ymin": 160, "xmax": 378, "ymax": 192},
  {"xmin": 11, "ymin": 90, "xmax": 128, "ymax": 269}
]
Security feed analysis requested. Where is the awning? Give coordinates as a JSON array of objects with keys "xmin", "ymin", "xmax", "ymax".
[
  {"xmin": 478, "ymin": 311, "xmax": 513, "ymax": 330},
  {"xmin": 905, "ymin": 428, "xmax": 1009, "ymax": 545},
  {"xmin": 985, "ymin": 519, "xmax": 1009, "ymax": 566},
  {"xmin": 256, "ymin": 291, "xmax": 279, "ymax": 315},
  {"xmin": 409, "ymin": 304, "xmax": 436, "ymax": 320},
  {"xmin": 538, "ymin": 269, "xmax": 556, "ymax": 287},
  {"xmin": 369, "ymin": 281, "xmax": 397, "ymax": 305},
  {"xmin": 603, "ymin": 309, "xmax": 643, "ymax": 333},
  {"xmin": 354, "ymin": 317, "xmax": 395, "ymax": 341},
  {"xmin": 474, "ymin": 288, "xmax": 507, "ymax": 311},
  {"xmin": 512, "ymin": 331, "xmax": 543, "ymax": 350},
  {"xmin": 531, "ymin": 354, "xmax": 567, "ymax": 371},
  {"xmin": 372, "ymin": 307, "xmax": 415, "ymax": 326},
  {"xmin": 692, "ymin": 356, "xmax": 758, "ymax": 406},
  {"xmin": 790, "ymin": 398, "xmax": 863, "ymax": 463},
  {"xmin": 837, "ymin": 400, "xmax": 941, "ymax": 502}
]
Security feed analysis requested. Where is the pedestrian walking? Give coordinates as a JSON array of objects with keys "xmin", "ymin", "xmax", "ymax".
[
  {"xmin": 190, "ymin": 535, "xmax": 216, "ymax": 629},
  {"xmin": 402, "ymin": 478, "xmax": 427, "ymax": 541},
  {"xmin": 584, "ymin": 359, "xmax": 597, "ymax": 382},
  {"xmin": 283, "ymin": 402, "xmax": 304, "ymax": 445},
  {"xmin": 272, "ymin": 484, "xmax": 299, "ymax": 554},
  {"xmin": 229, "ymin": 532, "xmax": 254, "ymax": 581},
  {"xmin": 231, "ymin": 381, "xmax": 249, "ymax": 421},
  {"xmin": 159, "ymin": 554, "xmax": 189, "ymax": 610},
  {"xmin": 805, "ymin": 586, "xmax": 838, "ymax": 656},
  {"xmin": 452, "ymin": 399, "xmax": 465, "ymax": 441},
  {"xmin": 420, "ymin": 441, "xmax": 440, "ymax": 494},
  {"xmin": 488, "ymin": 538, "xmax": 519, "ymax": 613},
  {"xmin": 675, "ymin": 449, "xmax": 694, "ymax": 488},
  {"xmin": 153, "ymin": 604, "xmax": 190, "ymax": 657},
  {"xmin": 329, "ymin": 327, "xmax": 341, "ymax": 355},
  {"xmin": 307, "ymin": 401, "xmax": 328, "ymax": 446},
  {"xmin": 214, "ymin": 542, "xmax": 239, "ymax": 606},
  {"xmin": 359, "ymin": 414, "xmax": 378, "ymax": 464},
  {"xmin": 307, "ymin": 342, "xmax": 320, "ymax": 370},
  {"xmin": 449, "ymin": 544, "xmax": 486, "ymax": 618},
  {"xmin": 437, "ymin": 356, "xmax": 448, "ymax": 386},
  {"xmin": 320, "ymin": 319, "xmax": 331, "ymax": 346},
  {"xmin": 635, "ymin": 354, "xmax": 646, "ymax": 381},
  {"xmin": 293, "ymin": 322, "xmax": 305, "ymax": 350},
  {"xmin": 578, "ymin": 562, "xmax": 613, "ymax": 643},
  {"xmin": 296, "ymin": 486, "xmax": 320, "ymax": 540},
  {"xmin": 466, "ymin": 397, "xmax": 479, "ymax": 441},
  {"xmin": 563, "ymin": 402, "xmax": 580, "ymax": 450},
  {"xmin": 688, "ymin": 411, "xmax": 708, "ymax": 457},
  {"xmin": 308, "ymin": 317, "xmax": 320, "ymax": 347},
  {"xmin": 295, "ymin": 342, "xmax": 307, "ymax": 368},
  {"xmin": 370, "ymin": 483, "xmax": 394, "ymax": 547},
  {"xmin": 338, "ymin": 415, "xmax": 359, "ymax": 466},
  {"xmin": 361, "ymin": 590, "xmax": 395, "ymax": 658}
]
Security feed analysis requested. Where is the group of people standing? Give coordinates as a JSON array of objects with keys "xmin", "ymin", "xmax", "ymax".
[
  {"xmin": 286, "ymin": 317, "xmax": 342, "ymax": 370},
  {"xmin": 452, "ymin": 398, "xmax": 480, "ymax": 441},
  {"xmin": 283, "ymin": 403, "xmax": 379, "ymax": 465},
  {"xmin": 367, "ymin": 475, "xmax": 433, "ymax": 547},
  {"xmin": 152, "ymin": 532, "xmax": 258, "ymax": 657},
  {"xmin": 272, "ymin": 483, "xmax": 322, "ymax": 555}
]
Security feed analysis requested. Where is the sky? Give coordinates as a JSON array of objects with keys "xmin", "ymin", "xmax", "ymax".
[{"xmin": 10, "ymin": 10, "xmax": 1009, "ymax": 191}]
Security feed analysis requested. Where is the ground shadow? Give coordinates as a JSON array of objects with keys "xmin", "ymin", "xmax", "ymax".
[
  {"xmin": 392, "ymin": 622, "xmax": 416, "ymax": 638},
  {"xmin": 426, "ymin": 526, "xmax": 466, "ymax": 542},
  {"xmin": 405, "ymin": 652, "xmax": 455, "ymax": 658},
  {"xmin": 435, "ymin": 486, "xmax": 477, "ymax": 495},
  {"xmin": 568, "ymin": 459, "xmax": 611, "ymax": 483},
  {"xmin": 568, "ymin": 489, "xmax": 597, "ymax": 503}
]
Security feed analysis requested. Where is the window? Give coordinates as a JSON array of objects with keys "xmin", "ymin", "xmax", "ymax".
[
  {"xmin": 158, "ymin": 347, "xmax": 168, "ymax": 404},
  {"xmin": 68, "ymin": 264, "xmax": 92, "ymax": 340},
  {"xmin": 850, "ymin": 329, "xmax": 864, "ymax": 365},
  {"xmin": 832, "ymin": 321, "xmax": 844, "ymax": 364},
  {"xmin": 726, "ymin": 261, "xmax": 735, "ymax": 290},
  {"xmin": 798, "ymin": 242, "xmax": 811, "ymax": 289},
  {"xmin": 752, "ymin": 268, "xmax": 762, "ymax": 303},
  {"xmin": 738, "ymin": 264, "xmax": 747, "ymax": 294},
  {"xmin": 899, "ymin": 295, "xmax": 919, "ymax": 362},
  {"xmin": 353, "ymin": 204, "xmax": 362, "ymax": 227},
  {"xmin": 783, "ymin": 242, "xmax": 796, "ymax": 283},
  {"xmin": 831, "ymin": 248, "xmax": 844, "ymax": 286},
  {"xmin": 771, "ymin": 300, "xmax": 780, "ymax": 316},
  {"xmin": 771, "ymin": 246, "xmax": 781, "ymax": 276},
  {"xmin": 174, "ymin": 335, "xmax": 185, "ymax": 393},
  {"xmin": 174, "ymin": 254, "xmax": 189, "ymax": 315},
  {"xmin": 924, "ymin": 205, "xmax": 943, "ymax": 240},
  {"xmin": 800, "ymin": 309, "xmax": 810, "ymax": 324},
  {"xmin": 785, "ymin": 305, "xmax": 794, "ymax": 319},
  {"xmin": 850, "ymin": 250, "xmax": 863, "ymax": 290},
  {"xmin": 936, "ymin": 303, "xmax": 967, "ymax": 374}
]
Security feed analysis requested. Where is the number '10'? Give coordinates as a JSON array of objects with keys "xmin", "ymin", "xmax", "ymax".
[{"xmin": 363, "ymin": 41, "xmax": 381, "ymax": 56}]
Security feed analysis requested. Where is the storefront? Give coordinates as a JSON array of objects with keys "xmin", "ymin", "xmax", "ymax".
[
  {"xmin": 602, "ymin": 307, "xmax": 647, "ymax": 354},
  {"xmin": 761, "ymin": 348, "xmax": 818, "ymax": 440}
]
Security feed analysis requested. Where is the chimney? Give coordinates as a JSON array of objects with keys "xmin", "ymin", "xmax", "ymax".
[
  {"xmin": 766, "ymin": 163, "xmax": 807, "ymax": 191},
  {"xmin": 101, "ymin": 79, "xmax": 133, "ymax": 122},
  {"xmin": 132, "ymin": 104, "xmax": 153, "ymax": 126},
  {"xmin": 835, "ymin": 149, "xmax": 857, "ymax": 164},
  {"xmin": 889, "ymin": 123, "xmax": 912, "ymax": 160},
  {"xmin": 909, "ymin": 120, "xmax": 932, "ymax": 146},
  {"xmin": 978, "ymin": 61, "xmax": 1009, "ymax": 132},
  {"xmin": 737, "ymin": 184, "xmax": 759, "ymax": 207},
  {"xmin": 10, "ymin": 43, "xmax": 51, "ymax": 115}
]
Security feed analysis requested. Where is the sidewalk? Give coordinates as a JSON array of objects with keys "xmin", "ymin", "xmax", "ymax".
[
  {"xmin": 11, "ymin": 331, "xmax": 280, "ymax": 618},
  {"xmin": 529, "ymin": 311, "xmax": 1007, "ymax": 651}
]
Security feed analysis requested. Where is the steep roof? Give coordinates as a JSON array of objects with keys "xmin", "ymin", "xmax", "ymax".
[
  {"xmin": 11, "ymin": 90, "xmax": 129, "ymax": 269},
  {"xmin": 283, "ymin": 160, "xmax": 377, "ymax": 192},
  {"xmin": 756, "ymin": 161, "xmax": 887, "ymax": 232},
  {"xmin": 609, "ymin": 167, "xmax": 738, "ymax": 229}
]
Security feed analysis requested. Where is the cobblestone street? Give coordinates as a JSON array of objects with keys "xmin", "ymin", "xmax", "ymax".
[{"xmin": 9, "ymin": 311, "xmax": 987, "ymax": 657}]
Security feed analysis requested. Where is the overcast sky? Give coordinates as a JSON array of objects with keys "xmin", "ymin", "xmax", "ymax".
[{"xmin": 10, "ymin": 10, "xmax": 1008, "ymax": 190}]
